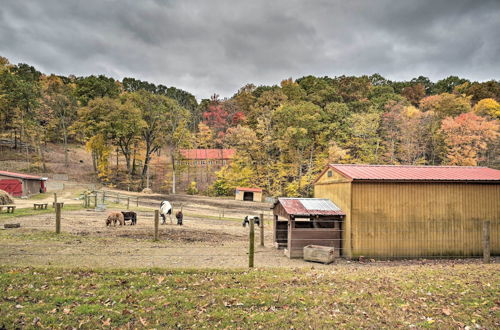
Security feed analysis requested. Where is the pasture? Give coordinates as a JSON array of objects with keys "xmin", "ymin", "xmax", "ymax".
[
  {"xmin": 0, "ymin": 202, "xmax": 309, "ymax": 269},
  {"xmin": 0, "ymin": 193, "xmax": 499, "ymax": 328}
]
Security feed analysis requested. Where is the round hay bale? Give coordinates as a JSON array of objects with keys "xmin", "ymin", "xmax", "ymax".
[
  {"xmin": 141, "ymin": 188, "xmax": 153, "ymax": 194},
  {"xmin": 0, "ymin": 189, "xmax": 14, "ymax": 205}
]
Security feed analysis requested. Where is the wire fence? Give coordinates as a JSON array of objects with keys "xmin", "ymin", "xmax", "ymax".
[{"xmin": 1, "ymin": 201, "xmax": 496, "ymax": 266}]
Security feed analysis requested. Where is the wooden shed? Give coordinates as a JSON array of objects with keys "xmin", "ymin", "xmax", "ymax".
[
  {"xmin": 272, "ymin": 198, "xmax": 345, "ymax": 258},
  {"xmin": 314, "ymin": 164, "xmax": 500, "ymax": 258},
  {"xmin": 235, "ymin": 187, "xmax": 263, "ymax": 202},
  {"xmin": 0, "ymin": 170, "xmax": 47, "ymax": 197}
]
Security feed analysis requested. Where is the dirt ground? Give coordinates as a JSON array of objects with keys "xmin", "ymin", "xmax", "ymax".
[{"xmin": 0, "ymin": 208, "xmax": 319, "ymax": 269}]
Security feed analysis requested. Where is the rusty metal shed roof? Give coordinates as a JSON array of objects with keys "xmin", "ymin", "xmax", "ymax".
[
  {"xmin": 273, "ymin": 198, "xmax": 345, "ymax": 216},
  {"xmin": 0, "ymin": 170, "xmax": 47, "ymax": 181},
  {"xmin": 320, "ymin": 164, "xmax": 500, "ymax": 182}
]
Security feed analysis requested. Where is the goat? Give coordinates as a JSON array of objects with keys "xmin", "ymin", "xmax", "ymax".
[
  {"xmin": 121, "ymin": 211, "xmax": 137, "ymax": 225},
  {"xmin": 160, "ymin": 201, "xmax": 173, "ymax": 224}
]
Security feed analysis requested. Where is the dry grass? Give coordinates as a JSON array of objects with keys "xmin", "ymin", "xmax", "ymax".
[{"xmin": 0, "ymin": 189, "xmax": 14, "ymax": 205}]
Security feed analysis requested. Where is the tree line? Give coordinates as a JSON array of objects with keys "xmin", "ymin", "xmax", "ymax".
[{"xmin": 0, "ymin": 55, "xmax": 499, "ymax": 196}]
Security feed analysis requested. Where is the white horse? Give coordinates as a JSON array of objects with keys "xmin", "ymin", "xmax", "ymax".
[{"xmin": 160, "ymin": 201, "xmax": 173, "ymax": 224}]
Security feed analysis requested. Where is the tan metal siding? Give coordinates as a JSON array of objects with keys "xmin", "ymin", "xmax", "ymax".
[
  {"xmin": 351, "ymin": 183, "xmax": 500, "ymax": 257},
  {"xmin": 314, "ymin": 182, "xmax": 352, "ymax": 257}
]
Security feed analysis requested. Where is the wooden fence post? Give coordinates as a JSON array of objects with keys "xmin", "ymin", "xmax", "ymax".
[
  {"xmin": 249, "ymin": 218, "xmax": 255, "ymax": 268},
  {"xmin": 53, "ymin": 193, "xmax": 57, "ymax": 208},
  {"xmin": 102, "ymin": 191, "xmax": 106, "ymax": 204},
  {"xmin": 260, "ymin": 213, "xmax": 264, "ymax": 247},
  {"xmin": 136, "ymin": 197, "xmax": 139, "ymax": 207},
  {"xmin": 84, "ymin": 193, "xmax": 88, "ymax": 208},
  {"xmin": 55, "ymin": 203, "xmax": 61, "ymax": 234},
  {"xmin": 127, "ymin": 197, "xmax": 130, "ymax": 209},
  {"xmin": 483, "ymin": 220, "xmax": 490, "ymax": 264},
  {"xmin": 154, "ymin": 210, "xmax": 159, "ymax": 241},
  {"xmin": 94, "ymin": 194, "xmax": 97, "ymax": 208}
]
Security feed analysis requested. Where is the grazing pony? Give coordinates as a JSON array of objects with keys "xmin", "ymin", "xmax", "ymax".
[
  {"xmin": 106, "ymin": 212, "xmax": 125, "ymax": 226},
  {"xmin": 121, "ymin": 211, "xmax": 137, "ymax": 225},
  {"xmin": 160, "ymin": 201, "xmax": 173, "ymax": 224},
  {"xmin": 175, "ymin": 210, "xmax": 183, "ymax": 226},
  {"xmin": 242, "ymin": 215, "xmax": 260, "ymax": 227}
]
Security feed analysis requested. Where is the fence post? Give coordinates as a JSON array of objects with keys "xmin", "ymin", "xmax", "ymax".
[
  {"xmin": 249, "ymin": 218, "xmax": 255, "ymax": 268},
  {"xmin": 127, "ymin": 197, "xmax": 130, "ymax": 209},
  {"xmin": 94, "ymin": 194, "xmax": 97, "ymax": 208},
  {"xmin": 154, "ymin": 210, "xmax": 159, "ymax": 241},
  {"xmin": 84, "ymin": 193, "xmax": 88, "ymax": 208},
  {"xmin": 102, "ymin": 191, "xmax": 106, "ymax": 204},
  {"xmin": 483, "ymin": 220, "xmax": 490, "ymax": 264},
  {"xmin": 260, "ymin": 213, "xmax": 264, "ymax": 247},
  {"xmin": 55, "ymin": 203, "xmax": 61, "ymax": 234},
  {"xmin": 53, "ymin": 193, "xmax": 57, "ymax": 208},
  {"xmin": 116, "ymin": 194, "xmax": 119, "ymax": 204},
  {"xmin": 136, "ymin": 197, "xmax": 139, "ymax": 207}
]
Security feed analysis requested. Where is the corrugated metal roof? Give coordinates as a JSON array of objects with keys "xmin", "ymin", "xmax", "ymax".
[
  {"xmin": 0, "ymin": 170, "xmax": 46, "ymax": 181},
  {"xmin": 328, "ymin": 164, "xmax": 500, "ymax": 182},
  {"xmin": 236, "ymin": 187, "xmax": 263, "ymax": 192},
  {"xmin": 275, "ymin": 198, "xmax": 345, "ymax": 216},
  {"xmin": 179, "ymin": 149, "xmax": 235, "ymax": 160}
]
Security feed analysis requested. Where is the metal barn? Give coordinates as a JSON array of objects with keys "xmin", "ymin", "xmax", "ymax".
[
  {"xmin": 314, "ymin": 164, "xmax": 500, "ymax": 258},
  {"xmin": 272, "ymin": 198, "xmax": 345, "ymax": 258}
]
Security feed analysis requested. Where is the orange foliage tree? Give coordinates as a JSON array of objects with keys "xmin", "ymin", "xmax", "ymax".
[{"xmin": 440, "ymin": 112, "xmax": 498, "ymax": 166}]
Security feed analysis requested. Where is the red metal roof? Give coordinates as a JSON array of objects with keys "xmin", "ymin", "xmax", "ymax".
[
  {"xmin": 179, "ymin": 149, "xmax": 235, "ymax": 160},
  {"xmin": 236, "ymin": 187, "xmax": 262, "ymax": 192},
  {"xmin": 0, "ymin": 170, "xmax": 46, "ymax": 181},
  {"xmin": 328, "ymin": 164, "xmax": 500, "ymax": 182},
  {"xmin": 274, "ymin": 198, "xmax": 345, "ymax": 216}
]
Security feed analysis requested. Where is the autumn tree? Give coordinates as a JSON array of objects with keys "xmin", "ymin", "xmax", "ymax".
[
  {"xmin": 473, "ymin": 98, "xmax": 500, "ymax": 119},
  {"xmin": 41, "ymin": 75, "xmax": 78, "ymax": 167},
  {"xmin": 440, "ymin": 112, "xmax": 498, "ymax": 166}
]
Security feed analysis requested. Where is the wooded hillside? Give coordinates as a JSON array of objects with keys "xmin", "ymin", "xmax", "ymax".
[{"xmin": 0, "ymin": 56, "xmax": 498, "ymax": 196}]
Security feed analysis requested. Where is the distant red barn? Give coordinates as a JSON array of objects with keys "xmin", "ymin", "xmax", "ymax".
[
  {"xmin": 178, "ymin": 149, "xmax": 235, "ymax": 167},
  {"xmin": 0, "ymin": 171, "xmax": 47, "ymax": 197}
]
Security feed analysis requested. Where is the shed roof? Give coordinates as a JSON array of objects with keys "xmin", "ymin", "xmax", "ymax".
[
  {"xmin": 179, "ymin": 149, "xmax": 235, "ymax": 160},
  {"xmin": 236, "ymin": 187, "xmax": 263, "ymax": 192},
  {"xmin": 0, "ymin": 170, "xmax": 46, "ymax": 181},
  {"xmin": 273, "ymin": 198, "xmax": 345, "ymax": 216},
  {"xmin": 322, "ymin": 164, "xmax": 500, "ymax": 182}
]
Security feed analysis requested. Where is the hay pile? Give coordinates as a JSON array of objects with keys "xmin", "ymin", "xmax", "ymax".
[{"xmin": 0, "ymin": 189, "xmax": 14, "ymax": 205}]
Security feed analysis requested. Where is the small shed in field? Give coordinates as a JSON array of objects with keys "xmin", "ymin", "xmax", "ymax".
[
  {"xmin": 272, "ymin": 198, "xmax": 345, "ymax": 258},
  {"xmin": 235, "ymin": 187, "xmax": 263, "ymax": 202},
  {"xmin": 314, "ymin": 164, "xmax": 500, "ymax": 258},
  {"xmin": 0, "ymin": 171, "xmax": 47, "ymax": 197}
]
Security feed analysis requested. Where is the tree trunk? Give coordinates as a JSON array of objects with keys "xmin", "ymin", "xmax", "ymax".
[
  {"xmin": 171, "ymin": 153, "xmax": 176, "ymax": 194},
  {"xmin": 62, "ymin": 119, "xmax": 69, "ymax": 167},
  {"xmin": 141, "ymin": 142, "xmax": 151, "ymax": 188}
]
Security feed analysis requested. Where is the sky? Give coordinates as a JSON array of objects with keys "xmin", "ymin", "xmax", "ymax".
[{"xmin": 1, "ymin": 0, "xmax": 499, "ymax": 99}]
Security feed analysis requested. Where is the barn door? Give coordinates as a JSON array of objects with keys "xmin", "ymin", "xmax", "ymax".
[{"xmin": 0, "ymin": 179, "xmax": 22, "ymax": 197}]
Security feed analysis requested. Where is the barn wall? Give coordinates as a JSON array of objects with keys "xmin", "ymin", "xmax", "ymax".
[
  {"xmin": 350, "ymin": 182, "xmax": 500, "ymax": 257},
  {"xmin": 314, "ymin": 181, "xmax": 352, "ymax": 257}
]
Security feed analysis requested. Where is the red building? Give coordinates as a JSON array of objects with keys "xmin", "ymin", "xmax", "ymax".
[{"xmin": 0, "ymin": 171, "xmax": 47, "ymax": 197}]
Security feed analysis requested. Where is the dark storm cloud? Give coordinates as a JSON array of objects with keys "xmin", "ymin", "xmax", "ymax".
[{"xmin": 1, "ymin": 0, "xmax": 499, "ymax": 99}]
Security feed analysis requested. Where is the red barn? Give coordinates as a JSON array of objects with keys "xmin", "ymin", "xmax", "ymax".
[{"xmin": 0, "ymin": 171, "xmax": 47, "ymax": 197}]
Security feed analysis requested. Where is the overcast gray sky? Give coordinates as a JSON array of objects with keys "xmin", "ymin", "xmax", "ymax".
[{"xmin": 1, "ymin": 0, "xmax": 499, "ymax": 99}]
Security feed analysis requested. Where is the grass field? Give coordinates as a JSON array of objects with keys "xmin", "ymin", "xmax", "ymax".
[{"xmin": 0, "ymin": 264, "xmax": 498, "ymax": 329}]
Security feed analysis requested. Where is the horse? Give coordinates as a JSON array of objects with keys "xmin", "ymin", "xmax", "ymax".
[
  {"xmin": 106, "ymin": 212, "xmax": 124, "ymax": 226},
  {"xmin": 160, "ymin": 201, "xmax": 173, "ymax": 224},
  {"xmin": 175, "ymin": 210, "xmax": 183, "ymax": 226},
  {"xmin": 121, "ymin": 211, "xmax": 137, "ymax": 225},
  {"xmin": 242, "ymin": 215, "xmax": 260, "ymax": 227}
]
